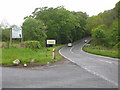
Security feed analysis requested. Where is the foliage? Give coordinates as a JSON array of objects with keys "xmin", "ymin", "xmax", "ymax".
[
  {"xmin": 108, "ymin": 20, "xmax": 119, "ymax": 47},
  {"xmin": 85, "ymin": 16, "xmax": 99, "ymax": 34},
  {"xmin": 86, "ymin": 1, "xmax": 119, "ymax": 48},
  {"xmin": 2, "ymin": 6, "xmax": 88, "ymax": 45},
  {"xmin": 1, "ymin": 25, "xmax": 19, "ymax": 42},
  {"xmin": 2, "ymin": 28, "xmax": 10, "ymax": 41},
  {"xmin": 32, "ymin": 6, "xmax": 88, "ymax": 44},
  {"xmin": 71, "ymin": 11, "xmax": 88, "ymax": 41},
  {"xmin": 92, "ymin": 25, "xmax": 106, "ymax": 46},
  {"xmin": 24, "ymin": 41, "xmax": 41, "ymax": 49},
  {"xmin": 22, "ymin": 17, "xmax": 47, "ymax": 46}
]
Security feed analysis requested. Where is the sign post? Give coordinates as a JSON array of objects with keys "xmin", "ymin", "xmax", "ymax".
[{"xmin": 9, "ymin": 29, "xmax": 12, "ymax": 47}]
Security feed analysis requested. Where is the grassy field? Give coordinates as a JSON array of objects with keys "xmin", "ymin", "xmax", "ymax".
[
  {"xmin": 82, "ymin": 45, "xmax": 119, "ymax": 58},
  {"xmin": 1, "ymin": 45, "xmax": 64, "ymax": 66}
]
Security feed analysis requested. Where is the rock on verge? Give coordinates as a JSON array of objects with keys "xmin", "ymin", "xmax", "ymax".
[{"xmin": 13, "ymin": 59, "xmax": 20, "ymax": 65}]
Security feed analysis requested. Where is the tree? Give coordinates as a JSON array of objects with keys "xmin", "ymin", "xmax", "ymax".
[
  {"xmin": 71, "ymin": 11, "xmax": 88, "ymax": 40},
  {"xmin": 108, "ymin": 20, "xmax": 119, "ymax": 47},
  {"xmin": 32, "ymin": 6, "xmax": 88, "ymax": 44},
  {"xmin": 92, "ymin": 26, "xmax": 106, "ymax": 46},
  {"xmin": 2, "ymin": 28, "xmax": 10, "ymax": 42},
  {"xmin": 85, "ymin": 16, "xmax": 99, "ymax": 34},
  {"xmin": 22, "ymin": 17, "xmax": 47, "ymax": 46},
  {"xmin": 86, "ymin": 1, "xmax": 119, "ymax": 48}
]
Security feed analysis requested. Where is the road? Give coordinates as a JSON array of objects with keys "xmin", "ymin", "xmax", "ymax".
[
  {"xmin": 2, "ymin": 37, "xmax": 119, "ymax": 88},
  {"xmin": 59, "ymin": 37, "xmax": 118, "ymax": 88}
]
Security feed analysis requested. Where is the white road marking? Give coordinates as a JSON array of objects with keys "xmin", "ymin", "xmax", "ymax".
[
  {"xmin": 81, "ymin": 46, "xmax": 119, "ymax": 65},
  {"xmin": 59, "ymin": 47, "xmax": 76, "ymax": 64},
  {"xmin": 70, "ymin": 42, "xmax": 116, "ymax": 64},
  {"xmin": 81, "ymin": 43, "xmax": 119, "ymax": 61},
  {"xmin": 83, "ymin": 67, "xmax": 118, "ymax": 87},
  {"xmin": 70, "ymin": 45, "xmax": 75, "ymax": 54},
  {"xmin": 59, "ymin": 46, "xmax": 118, "ymax": 87},
  {"xmin": 98, "ymin": 59, "xmax": 112, "ymax": 64}
]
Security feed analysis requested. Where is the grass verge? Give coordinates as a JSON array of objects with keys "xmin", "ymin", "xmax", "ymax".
[
  {"xmin": 1, "ymin": 45, "xmax": 64, "ymax": 66},
  {"xmin": 82, "ymin": 45, "xmax": 119, "ymax": 58}
]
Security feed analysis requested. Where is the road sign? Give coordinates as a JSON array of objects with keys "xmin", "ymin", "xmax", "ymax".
[
  {"xmin": 12, "ymin": 27, "xmax": 22, "ymax": 38},
  {"xmin": 47, "ymin": 40, "xmax": 56, "ymax": 45}
]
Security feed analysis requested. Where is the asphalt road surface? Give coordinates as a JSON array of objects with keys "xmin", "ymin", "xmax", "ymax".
[
  {"xmin": 59, "ymin": 37, "xmax": 119, "ymax": 88},
  {"xmin": 2, "ymin": 37, "xmax": 119, "ymax": 88}
]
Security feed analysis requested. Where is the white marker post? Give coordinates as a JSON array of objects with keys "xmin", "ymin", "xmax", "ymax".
[{"xmin": 52, "ymin": 48, "xmax": 56, "ymax": 59}]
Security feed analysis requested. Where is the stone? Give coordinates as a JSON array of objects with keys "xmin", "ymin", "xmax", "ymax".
[
  {"xmin": 24, "ymin": 64, "xmax": 27, "ymax": 67},
  {"xmin": 13, "ymin": 59, "xmax": 20, "ymax": 65}
]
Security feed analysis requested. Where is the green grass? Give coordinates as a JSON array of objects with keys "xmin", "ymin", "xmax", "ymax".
[
  {"xmin": 1, "ymin": 45, "xmax": 64, "ymax": 66},
  {"xmin": 0, "ymin": 48, "xmax": 2, "ymax": 64},
  {"xmin": 82, "ymin": 45, "xmax": 119, "ymax": 58}
]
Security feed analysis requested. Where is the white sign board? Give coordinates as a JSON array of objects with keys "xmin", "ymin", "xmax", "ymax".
[
  {"xmin": 12, "ymin": 27, "xmax": 22, "ymax": 38},
  {"xmin": 47, "ymin": 40, "xmax": 56, "ymax": 45}
]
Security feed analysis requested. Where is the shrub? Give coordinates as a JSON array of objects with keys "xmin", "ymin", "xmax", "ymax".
[{"xmin": 24, "ymin": 41, "xmax": 41, "ymax": 49}]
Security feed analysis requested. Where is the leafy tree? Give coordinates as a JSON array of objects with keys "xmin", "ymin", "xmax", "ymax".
[
  {"xmin": 2, "ymin": 28, "xmax": 10, "ymax": 42},
  {"xmin": 32, "ymin": 6, "xmax": 88, "ymax": 44},
  {"xmin": 108, "ymin": 20, "xmax": 119, "ymax": 46},
  {"xmin": 85, "ymin": 16, "xmax": 99, "ymax": 34},
  {"xmin": 22, "ymin": 17, "xmax": 47, "ymax": 46},
  {"xmin": 86, "ymin": 1, "xmax": 119, "ymax": 48},
  {"xmin": 71, "ymin": 11, "xmax": 88, "ymax": 41},
  {"xmin": 92, "ymin": 26, "xmax": 106, "ymax": 46}
]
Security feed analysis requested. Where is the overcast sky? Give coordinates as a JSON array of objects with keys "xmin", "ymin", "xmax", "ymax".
[{"xmin": 0, "ymin": 0, "xmax": 119, "ymax": 27}]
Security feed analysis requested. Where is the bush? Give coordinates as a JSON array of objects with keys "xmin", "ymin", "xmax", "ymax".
[{"xmin": 24, "ymin": 41, "xmax": 41, "ymax": 49}]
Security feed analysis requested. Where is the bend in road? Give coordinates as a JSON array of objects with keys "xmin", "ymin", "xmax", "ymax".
[{"xmin": 59, "ymin": 37, "xmax": 118, "ymax": 87}]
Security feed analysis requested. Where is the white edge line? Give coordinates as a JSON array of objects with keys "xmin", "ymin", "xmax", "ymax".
[
  {"xmin": 70, "ymin": 43, "xmax": 116, "ymax": 64},
  {"xmin": 80, "ymin": 45, "xmax": 113, "ymax": 64},
  {"xmin": 59, "ymin": 47, "xmax": 76, "ymax": 64},
  {"xmin": 70, "ymin": 45, "xmax": 75, "ymax": 54},
  {"xmin": 59, "ymin": 46, "xmax": 118, "ymax": 87},
  {"xmin": 81, "ymin": 43, "xmax": 119, "ymax": 61},
  {"xmin": 83, "ymin": 67, "xmax": 118, "ymax": 87}
]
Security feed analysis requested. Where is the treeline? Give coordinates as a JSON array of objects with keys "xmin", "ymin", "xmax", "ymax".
[
  {"xmin": 1, "ymin": 6, "xmax": 88, "ymax": 45},
  {"xmin": 22, "ymin": 6, "xmax": 88, "ymax": 45},
  {"xmin": 1, "ymin": 1, "xmax": 119, "ymax": 48},
  {"xmin": 86, "ymin": 1, "xmax": 119, "ymax": 49}
]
